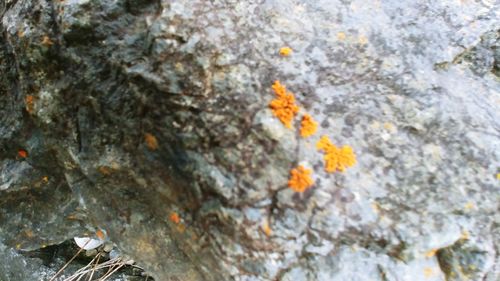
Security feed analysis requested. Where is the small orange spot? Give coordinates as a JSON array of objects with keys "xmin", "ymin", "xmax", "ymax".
[
  {"xmin": 144, "ymin": 133, "xmax": 159, "ymax": 150},
  {"xmin": 496, "ymin": 173, "xmax": 500, "ymax": 180},
  {"xmin": 269, "ymin": 81, "xmax": 299, "ymax": 129},
  {"xmin": 25, "ymin": 95, "xmax": 34, "ymax": 114},
  {"xmin": 337, "ymin": 32, "xmax": 346, "ymax": 41},
  {"xmin": 18, "ymin": 149, "xmax": 28, "ymax": 158},
  {"xmin": 96, "ymin": 229, "xmax": 105, "ymax": 240},
  {"xmin": 262, "ymin": 220, "xmax": 272, "ymax": 236},
  {"xmin": 300, "ymin": 114, "xmax": 318, "ymax": 138},
  {"xmin": 41, "ymin": 35, "xmax": 53, "ymax": 46},
  {"xmin": 425, "ymin": 249, "xmax": 438, "ymax": 258},
  {"xmin": 288, "ymin": 165, "xmax": 314, "ymax": 192},
  {"xmin": 316, "ymin": 136, "xmax": 356, "ymax": 173},
  {"xmin": 42, "ymin": 176, "xmax": 49, "ymax": 183},
  {"xmin": 169, "ymin": 212, "xmax": 180, "ymax": 224},
  {"xmin": 279, "ymin": 47, "xmax": 292, "ymax": 56}
]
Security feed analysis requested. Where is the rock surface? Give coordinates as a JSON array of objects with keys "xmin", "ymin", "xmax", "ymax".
[{"xmin": 1, "ymin": 0, "xmax": 499, "ymax": 280}]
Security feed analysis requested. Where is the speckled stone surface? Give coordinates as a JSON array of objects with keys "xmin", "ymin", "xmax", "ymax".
[{"xmin": 1, "ymin": 0, "xmax": 499, "ymax": 280}]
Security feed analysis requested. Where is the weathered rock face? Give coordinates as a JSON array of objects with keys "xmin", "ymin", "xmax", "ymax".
[{"xmin": 1, "ymin": 0, "xmax": 499, "ymax": 280}]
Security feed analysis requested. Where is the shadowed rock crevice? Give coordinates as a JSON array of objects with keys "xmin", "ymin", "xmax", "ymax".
[{"xmin": 1, "ymin": 0, "xmax": 499, "ymax": 280}]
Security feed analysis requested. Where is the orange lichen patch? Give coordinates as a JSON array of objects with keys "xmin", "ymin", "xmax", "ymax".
[
  {"xmin": 425, "ymin": 249, "xmax": 438, "ymax": 258},
  {"xmin": 300, "ymin": 114, "xmax": 318, "ymax": 138},
  {"xmin": 144, "ymin": 133, "xmax": 159, "ymax": 150},
  {"xmin": 279, "ymin": 46, "xmax": 292, "ymax": 56},
  {"xmin": 25, "ymin": 95, "xmax": 35, "ymax": 114},
  {"xmin": 96, "ymin": 229, "xmax": 106, "ymax": 240},
  {"xmin": 169, "ymin": 212, "xmax": 180, "ymax": 224},
  {"xmin": 42, "ymin": 176, "xmax": 49, "ymax": 183},
  {"xmin": 41, "ymin": 35, "xmax": 53, "ymax": 46},
  {"xmin": 18, "ymin": 149, "xmax": 28, "ymax": 158},
  {"xmin": 316, "ymin": 136, "xmax": 356, "ymax": 173},
  {"xmin": 271, "ymin": 80, "xmax": 287, "ymax": 96},
  {"xmin": 269, "ymin": 80, "xmax": 299, "ymax": 129},
  {"xmin": 288, "ymin": 165, "xmax": 314, "ymax": 192},
  {"xmin": 261, "ymin": 220, "xmax": 272, "ymax": 236}
]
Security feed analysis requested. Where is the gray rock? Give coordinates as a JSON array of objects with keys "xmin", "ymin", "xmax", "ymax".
[{"xmin": 0, "ymin": 0, "xmax": 499, "ymax": 280}]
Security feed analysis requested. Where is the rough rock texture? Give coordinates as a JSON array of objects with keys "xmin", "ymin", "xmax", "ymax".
[{"xmin": 1, "ymin": 0, "xmax": 499, "ymax": 280}]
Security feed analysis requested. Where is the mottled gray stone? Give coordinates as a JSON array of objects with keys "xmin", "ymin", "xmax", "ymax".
[{"xmin": 1, "ymin": 0, "xmax": 499, "ymax": 280}]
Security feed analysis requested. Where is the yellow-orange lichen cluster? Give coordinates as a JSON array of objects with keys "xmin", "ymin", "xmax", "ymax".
[
  {"xmin": 261, "ymin": 220, "xmax": 272, "ymax": 236},
  {"xmin": 269, "ymin": 81, "xmax": 299, "ymax": 129},
  {"xmin": 18, "ymin": 149, "xmax": 28, "ymax": 158},
  {"xmin": 96, "ymin": 229, "xmax": 106, "ymax": 240},
  {"xmin": 144, "ymin": 133, "xmax": 159, "ymax": 150},
  {"xmin": 300, "ymin": 114, "xmax": 318, "ymax": 138},
  {"xmin": 288, "ymin": 165, "xmax": 314, "ymax": 192},
  {"xmin": 269, "ymin": 50, "xmax": 356, "ymax": 198},
  {"xmin": 169, "ymin": 212, "xmax": 180, "ymax": 224},
  {"xmin": 316, "ymin": 135, "xmax": 356, "ymax": 173},
  {"xmin": 279, "ymin": 47, "xmax": 293, "ymax": 57}
]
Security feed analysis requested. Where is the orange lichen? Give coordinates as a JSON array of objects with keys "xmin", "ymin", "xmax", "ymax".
[
  {"xmin": 316, "ymin": 136, "xmax": 356, "ymax": 172},
  {"xmin": 279, "ymin": 47, "xmax": 292, "ymax": 56},
  {"xmin": 288, "ymin": 165, "xmax": 314, "ymax": 192},
  {"xmin": 96, "ymin": 229, "xmax": 105, "ymax": 240},
  {"xmin": 42, "ymin": 176, "xmax": 49, "ymax": 183},
  {"xmin": 144, "ymin": 133, "xmax": 158, "ymax": 150},
  {"xmin": 269, "ymin": 81, "xmax": 299, "ymax": 129},
  {"xmin": 300, "ymin": 114, "xmax": 318, "ymax": 138},
  {"xmin": 261, "ymin": 220, "xmax": 272, "ymax": 236},
  {"xmin": 18, "ymin": 149, "xmax": 28, "ymax": 158},
  {"xmin": 25, "ymin": 95, "xmax": 34, "ymax": 114},
  {"xmin": 169, "ymin": 212, "xmax": 180, "ymax": 224}
]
